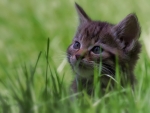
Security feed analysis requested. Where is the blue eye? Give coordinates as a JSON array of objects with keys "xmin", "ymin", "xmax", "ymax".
[
  {"xmin": 91, "ymin": 46, "xmax": 103, "ymax": 54},
  {"xmin": 73, "ymin": 41, "xmax": 80, "ymax": 49}
]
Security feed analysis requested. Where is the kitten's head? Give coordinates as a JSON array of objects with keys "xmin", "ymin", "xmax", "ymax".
[{"xmin": 67, "ymin": 3, "xmax": 141, "ymax": 79}]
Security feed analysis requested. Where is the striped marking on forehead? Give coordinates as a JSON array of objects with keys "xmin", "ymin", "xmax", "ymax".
[{"xmin": 79, "ymin": 22, "xmax": 110, "ymax": 40}]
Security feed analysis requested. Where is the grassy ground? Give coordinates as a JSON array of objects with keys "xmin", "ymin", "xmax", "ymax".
[{"xmin": 0, "ymin": 0, "xmax": 150, "ymax": 113}]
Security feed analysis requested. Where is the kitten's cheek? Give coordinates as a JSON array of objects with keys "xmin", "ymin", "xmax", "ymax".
[
  {"xmin": 101, "ymin": 52, "xmax": 110, "ymax": 59},
  {"xmin": 69, "ymin": 56, "xmax": 76, "ymax": 65}
]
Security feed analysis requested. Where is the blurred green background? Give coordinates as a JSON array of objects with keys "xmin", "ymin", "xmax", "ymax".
[
  {"xmin": 0, "ymin": 0, "xmax": 150, "ymax": 70},
  {"xmin": 0, "ymin": 0, "xmax": 150, "ymax": 112},
  {"xmin": 1, "ymin": 0, "xmax": 150, "ymax": 67}
]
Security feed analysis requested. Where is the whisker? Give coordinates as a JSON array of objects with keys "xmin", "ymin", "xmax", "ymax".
[
  {"xmin": 55, "ymin": 50, "xmax": 71, "ymax": 61},
  {"xmin": 102, "ymin": 66, "xmax": 115, "ymax": 76},
  {"xmin": 68, "ymin": 57, "xmax": 115, "ymax": 76},
  {"xmin": 54, "ymin": 55, "xmax": 67, "ymax": 61}
]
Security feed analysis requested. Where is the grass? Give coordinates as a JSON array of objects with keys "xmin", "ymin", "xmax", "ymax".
[{"xmin": 0, "ymin": 0, "xmax": 150, "ymax": 113}]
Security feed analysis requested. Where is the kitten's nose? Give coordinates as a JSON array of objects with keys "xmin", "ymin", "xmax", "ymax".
[{"xmin": 75, "ymin": 54, "xmax": 84, "ymax": 60}]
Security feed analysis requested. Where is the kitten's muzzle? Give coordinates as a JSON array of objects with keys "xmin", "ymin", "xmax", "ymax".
[
  {"xmin": 75, "ymin": 54, "xmax": 84, "ymax": 60},
  {"xmin": 75, "ymin": 49, "xmax": 87, "ymax": 60}
]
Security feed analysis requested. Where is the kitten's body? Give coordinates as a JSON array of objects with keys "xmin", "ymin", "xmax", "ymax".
[{"xmin": 67, "ymin": 3, "xmax": 141, "ymax": 94}]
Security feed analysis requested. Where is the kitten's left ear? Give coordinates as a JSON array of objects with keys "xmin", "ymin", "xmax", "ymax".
[
  {"xmin": 112, "ymin": 14, "xmax": 141, "ymax": 51},
  {"xmin": 75, "ymin": 3, "xmax": 91, "ymax": 24}
]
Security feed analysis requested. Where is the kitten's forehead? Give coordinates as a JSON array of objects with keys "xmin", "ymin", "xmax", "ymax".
[{"xmin": 75, "ymin": 21, "xmax": 113, "ymax": 46}]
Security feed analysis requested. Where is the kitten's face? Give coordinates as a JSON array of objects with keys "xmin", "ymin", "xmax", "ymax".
[
  {"xmin": 67, "ymin": 22, "xmax": 117, "ymax": 78},
  {"xmin": 67, "ymin": 3, "xmax": 141, "ymax": 79}
]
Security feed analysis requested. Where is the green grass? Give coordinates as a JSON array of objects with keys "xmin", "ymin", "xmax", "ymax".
[{"xmin": 0, "ymin": 0, "xmax": 150, "ymax": 113}]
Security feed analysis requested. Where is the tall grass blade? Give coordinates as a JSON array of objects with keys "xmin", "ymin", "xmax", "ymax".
[
  {"xmin": 30, "ymin": 51, "xmax": 42, "ymax": 84},
  {"xmin": 45, "ymin": 38, "xmax": 50, "ymax": 97}
]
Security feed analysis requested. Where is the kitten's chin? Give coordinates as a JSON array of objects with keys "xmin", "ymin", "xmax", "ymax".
[
  {"xmin": 73, "ymin": 66, "xmax": 94, "ymax": 79},
  {"xmin": 70, "ymin": 57, "xmax": 95, "ymax": 79}
]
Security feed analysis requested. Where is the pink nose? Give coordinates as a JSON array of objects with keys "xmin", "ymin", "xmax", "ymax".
[{"xmin": 75, "ymin": 54, "xmax": 84, "ymax": 60}]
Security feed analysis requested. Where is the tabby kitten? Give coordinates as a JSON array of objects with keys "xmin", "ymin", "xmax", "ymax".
[{"xmin": 67, "ymin": 3, "xmax": 141, "ymax": 94}]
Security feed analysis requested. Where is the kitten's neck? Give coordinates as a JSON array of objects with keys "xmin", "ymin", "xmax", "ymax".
[{"xmin": 73, "ymin": 64, "xmax": 135, "ymax": 91}]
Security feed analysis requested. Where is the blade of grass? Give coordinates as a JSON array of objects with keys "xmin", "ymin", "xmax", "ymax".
[
  {"xmin": 45, "ymin": 38, "xmax": 50, "ymax": 97},
  {"xmin": 30, "ymin": 51, "xmax": 42, "ymax": 85},
  {"xmin": 93, "ymin": 88, "xmax": 128, "ymax": 107}
]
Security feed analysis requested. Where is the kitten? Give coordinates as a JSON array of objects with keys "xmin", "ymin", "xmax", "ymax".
[{"xmin": 67, "ymin": 3, "xmax": 141, "ymax": 94}]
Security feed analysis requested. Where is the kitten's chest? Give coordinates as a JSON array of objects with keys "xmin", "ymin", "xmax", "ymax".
[{"xmin": 71, "ymin": 76, "xmax": 110, "ymax": 95}]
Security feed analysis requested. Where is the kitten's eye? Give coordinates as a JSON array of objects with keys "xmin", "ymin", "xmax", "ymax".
[
  {"xmin": 73, "ymin": 41, "xmax": 80, "ymax": 49},
  {"xmin": 91, "ymin": 46, "xmax": 103, "ymax": 54}
]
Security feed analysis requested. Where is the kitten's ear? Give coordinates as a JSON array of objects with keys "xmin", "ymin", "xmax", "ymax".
[
  {"xmin": 75, "ymin": 3, "xmax": 91, "ymax": 24},
  {"xmin": 112, "ymin": 14, "xmax": 141, "ymax": 51}
]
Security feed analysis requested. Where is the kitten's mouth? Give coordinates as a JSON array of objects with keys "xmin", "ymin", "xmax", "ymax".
[
  {"xmin": 69, "ymin": 57, "xmax": 94, "ymax": 71},
  {"xmin": 74, "ymin": 60, "xmax": 93, "ymax": 69},
  {"xmin": 76, "ymin": 60, "xmax": 84, "ymax": 66}
]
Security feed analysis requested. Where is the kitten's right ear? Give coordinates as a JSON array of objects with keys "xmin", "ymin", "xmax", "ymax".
[{"xmin": 75, "ymin": 3, "xmax": 91, "ymax": 24}]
